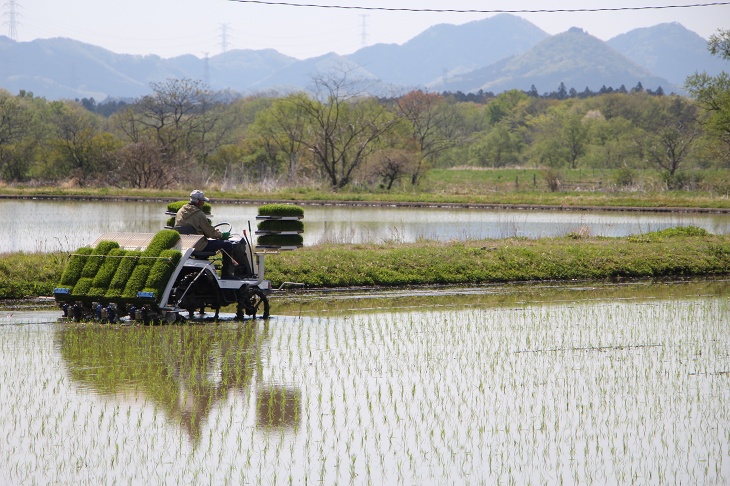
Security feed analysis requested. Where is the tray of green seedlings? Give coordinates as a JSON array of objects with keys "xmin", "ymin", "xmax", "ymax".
[
  {"xmin": 120, "ymin": 231, "xmax": 181, "ymax": 304},
  {"xmin": 164, "ymin": 200, "xmax": 213, "ymax": 228},
  {"xmin": 255, "ymin": 204, "xmax": 304, "ymax": 250},
  {"xmin": 55, "ymin": 241, "xmax": 122, "ymax": 302},
  {"xmin": 54, "ymin": 230, "xmax": 182, "ymax": 307}
]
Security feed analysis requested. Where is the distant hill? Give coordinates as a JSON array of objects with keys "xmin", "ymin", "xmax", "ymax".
[
  {"xmin": 247, "ymin": 52, "xmax": 379, "ymax": 93},
  {"xmin": 207, "ymin": 48, "xmax": 298, "ymax": 92},
  {"xmin": 0, "ymin": 15, "xmax": 721, "ymax": 101},
  {"xmin": 436, "ymin": 28, "xmax": 673, "ymax": 95},
  {"xmin": 608, "ymin": 22, "xmax": 726, "ymax": 88},
  {"xmin": 0, "ymin": 36, "xmax": 297, "ymax": 99},
  {"xmin": 347, "ymin": 14, "xmax": 549, "ymax": 87},
  {"xmin": 0, "ymin": 36, "xmax": 150, "ymax": 99}
]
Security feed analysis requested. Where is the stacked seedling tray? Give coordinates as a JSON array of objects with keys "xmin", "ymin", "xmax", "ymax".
[{"xmin": 255, "ymin": 204, "xmax": 304, "ymax": 251}]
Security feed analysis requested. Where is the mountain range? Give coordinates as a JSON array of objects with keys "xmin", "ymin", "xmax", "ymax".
[{"xmin": 0, "ymin": 14, "xmax": 725, "ymax": 101}]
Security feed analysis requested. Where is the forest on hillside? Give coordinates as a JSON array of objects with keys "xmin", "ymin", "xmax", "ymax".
[{"xmin": 0, "ymin": 31, "xmax": 728, "ymax": 195}]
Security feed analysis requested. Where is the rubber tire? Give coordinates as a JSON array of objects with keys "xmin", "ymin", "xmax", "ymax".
[{"xmin": 237, "ymin": 287, "xmax": 270, "ymax": 320}]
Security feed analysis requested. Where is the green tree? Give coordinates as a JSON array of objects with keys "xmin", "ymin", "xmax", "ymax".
[
  {"xmin": 593, "ymin": 92, "xmax": 653, "ymax": 126},
  {"xmin": 462, "ymin": 90, "xmax": 533, "ymax": 168},
  {"xmin": 562, "ymin": 113, "xmax": 589, "ymax": 168},
  {"xmin": 207, "ymin": 144, "xmax": 250, "ymax": 185},
  {"xmin": 527, "ymin": 106, "xmax": 588, "ymax": 169},
  {"xmin": 470, "ymin": 121, "xmax": 522, "ymax": 167},
  {"xmin": 0, "ymin": 91, "xmax": 36, "ymax": 181},
  {"xmin": 642, "ymin": 96, "xmax": 700, "ymax": 185},
  {"xmin": 556, "ymin": 82, "xmax": 568, "ymax": 100},
  {"xmin": 47, "ymin": 101, "xmax": 108, "ymax": 184},
  {"xmin": 686, "ymin": 29, "xmax": 730, "ymax": 157},
  {"xmin": 584, "ymin": 115, "xmax": 642, "ymax": 170},
  {"xmin": 249, "ymin": 93, "xmax": 309, "ymax": 182},
  {"xmin": 485, "ymin": 90, "xmax": 530, "ymax": 126},
  {"xmin": 431, "ymin": 101, "xmax": 487, "ymax": 168},
  {"xmin": 709, "ymin": 29, "xmax": 730, "ymax": 58}
]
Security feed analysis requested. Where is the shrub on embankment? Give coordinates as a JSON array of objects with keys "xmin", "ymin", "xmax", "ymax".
[
  {"xmin": 1, "ymin": 227, "xmax": 729, "ymax": 299},
  {"xmin": 264, "ymin": 227, "xmax": 730, "ymax": 288}
]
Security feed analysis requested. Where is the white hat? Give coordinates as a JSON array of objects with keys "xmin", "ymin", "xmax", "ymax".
[{"xmin": 190, "ymin": 190, "xmax": 209, "ymax": 202}]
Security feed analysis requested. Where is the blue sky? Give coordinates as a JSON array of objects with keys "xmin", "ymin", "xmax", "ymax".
[{"xmin": 8, "ymin": 0, "xmax": 730, "ymax": 59}]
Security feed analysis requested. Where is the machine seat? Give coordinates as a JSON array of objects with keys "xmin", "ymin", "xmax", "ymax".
[
  {"xmin": 174, "ymin": 226, "xmax": 216, "ymax": 259},
  {"xmin": 173, "ymin": 225, "xmax": 197, "ymax": 235}
]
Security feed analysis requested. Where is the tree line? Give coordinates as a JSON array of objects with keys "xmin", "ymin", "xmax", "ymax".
[
  {"xmin": 441, "ymin": 80, "xmax": 665, "ymax": 104},
  {"xmin": 0, "ymin": 31, "xmax": 727, "ymax": 192}
]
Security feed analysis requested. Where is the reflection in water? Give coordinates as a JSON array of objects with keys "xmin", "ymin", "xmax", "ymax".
[
  {"xmin": 56, "ymin": 323, "xmax": 301, "ymax": 442},
  {"xmin": 273, "ymin": 277, "xmax": 730, "ymax": 316},
  {"xmin": 257, "ymin": 386, "xmax": 301, "ymax": 429}
]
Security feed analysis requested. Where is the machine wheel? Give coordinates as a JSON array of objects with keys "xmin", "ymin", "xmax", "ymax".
[{"xmin": 236, "ymin": 286, "xmax": 270, "ymax": 320}]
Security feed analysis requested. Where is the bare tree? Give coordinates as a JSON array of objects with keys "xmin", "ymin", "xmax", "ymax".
[
  {"xmin": 371, "ymin": 149, "xmax": 414, "ymax": 190},
  {"xmin": 397, "ymin": 90, "xmax": 459, "ymax": 184},
  {"xmin": 285, "ymin": 69, "xmax": 400, "ymax": 189},
  {"xmin": 113, "ymin": 142, "xmax": 177, "ymax": 189},
  {"xmin": 115, "ymin": 78, "xmax": 238, "ymax": 183},
  {"xmin": 112, "ymin": 107, "xmax": 143, "ymax": 144}
]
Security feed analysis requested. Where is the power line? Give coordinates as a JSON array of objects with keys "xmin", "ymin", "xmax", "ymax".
[{"xmin": 226, "ymin": 1, "xmax": 730, "ymax": 14}]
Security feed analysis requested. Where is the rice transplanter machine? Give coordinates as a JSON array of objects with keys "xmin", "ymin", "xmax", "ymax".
[{"xmin": 53, "ymin": 203, "xmax": 305, "ymax": 323}]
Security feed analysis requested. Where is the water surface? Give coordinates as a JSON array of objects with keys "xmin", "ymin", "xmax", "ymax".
[
  {"xmin": 1, "ymin": 280, "xmax": 728, "ymax": 484},
  {"xmin": 3, "ymin": 199, "xmax": 730, "ymax": 253}
]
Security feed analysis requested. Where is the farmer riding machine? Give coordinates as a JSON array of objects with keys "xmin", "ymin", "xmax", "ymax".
[{"xmin": 53, "ymin": 203, "xmax": 304, "ymax": 323}]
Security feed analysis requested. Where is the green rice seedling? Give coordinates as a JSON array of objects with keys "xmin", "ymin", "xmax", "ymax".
[
  {"xmin": 80, "ymin": 241, "xmax": 120, "ymax": 279},
  {"xmin": 142, "ymin": 249, "xmax": 182, "ymax": 298},
  {"xmin": 70, "ymin": 277, "xmax": 93, "ymax": 297},
  {"xmin": 105, "ymin": 250, "xmax": 141, "ymax": 299},
  {"xmin": 85, "ymin": 285, "xmax": 108, "ymax": 300},
  {"xmin": 167, "ymin": 200, "xmax": 211, "ymax": 214},
  {"xmin": 258, "ymin": 204, "xmax": 304, "ymax": 218},
  {"xmin": 141, "ymin": 230, "xmax": 180, "ymax": 262},
  {"xmin": 87, "ymin": 248, "xmax": 127, "ymax": 298},
  {"xmin": 4, "ymin": 284, "xmax": 729, "ymax": 485},
  {"xmin": 257, "ymin": 234, "xmax": 304, "ymax": 247},
  {"xmin": 257, "ymin": 219, "xmax": 304, "ymax": 232},
  {"xmin": 58, "ymin": 247, "xmax": 93, "ymax": 286},
  {"xmin": 122, "ymin": 265, "xmax": 155, "ymax": 300}
]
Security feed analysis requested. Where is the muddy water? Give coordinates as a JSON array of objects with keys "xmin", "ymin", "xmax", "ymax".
[
  {"xmin": 1, "ymin": 280, "xmax": 729, "ymax": 484},
  {"xmin": 3, "ymin": 199, "xmax": 730, "ymax": 253}
]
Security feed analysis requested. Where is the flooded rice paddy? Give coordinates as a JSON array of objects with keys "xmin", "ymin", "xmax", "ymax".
[
  {"xmin": 1, "ymin": 280, "xmax": 729, "ymax": 484},
  {"xmin": 2, "ymin": 199, "xmax": 730, "ymax": 253}
]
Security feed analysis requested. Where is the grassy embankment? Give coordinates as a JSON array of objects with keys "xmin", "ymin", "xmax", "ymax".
[
  {"xmin": 2, "ymin": 227, "xmax": 728, "ymax": 300},
  {"xmin": 3, "ymin": 167, "xmax": 730, "ymax": 210}
]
